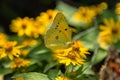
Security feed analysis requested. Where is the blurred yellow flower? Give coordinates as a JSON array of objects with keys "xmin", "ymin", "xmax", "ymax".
[
  {"xmin": 0, "ymin": 33, "xmax": 7, "ymax": 46},
  {"xmin": 99, "ymin": 2, "xmax": 108, "ymax": 10},
  {"xmin": 115, "ymin": 2, "xmax": 120, "ymax": 14},
  {"xmin": 15, "ymin": 77, "xmax": 23, "ymax": 80},
  {"xmin": 55, "ymin": 76, "xmax": 71, "ymax": 80},
  {"xmin": 91, "ymin": 2, "xmax": 108, "ymax": 15},
  {"xmin": 10, "ymin": 57, "xmax": 30, "ymax": 69},
  {"xmin": 10, "ymin": 17, "xmax": 34, "ymax": 37},
  {"xmin": 0, "ymin": 41, "xmax": 23, "ymax": 60},
  {"xmin": 35, "ymin": 9, "xmax": 58, "ymax": 35},
  {"xmin": 21, "ymin": 50, "xmax": 29, "ymax": 56},
  {"xmin": 22, "ymin": 38, "xmax": 38, "ymax": 47},
  {"xmin": 98, "ymin": 18, "xmax": 120, "ymax": 47},
  {"xmin": 10, "ymin": 9, "xmax": 58, "ymax": 38},
  {"xmin": 54, "ymin": 41, "xmax": 89, "ymax": 66},
  {"xmin": 71, "ymin": 6, "xmax": 96, "ymax": 25}
]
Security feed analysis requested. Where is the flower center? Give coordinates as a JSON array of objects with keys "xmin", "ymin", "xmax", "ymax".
[
  {"xmin": 112, "ymin": 28, "xmax": 118, "ymax": 34},
  {"xmin": 68, "ymin": 51, "xmax": 76, "ymax": 59},
  {"xmin": 4, "ymin": 43, "xmax": 13, "ymax": 52},
  {"xmin": 82, "ymin": 13, "xmax": 87, "ymax": 17},
  {"xmin": 22, "ymin": 24, "xmax": 27, "ymax": 29}
]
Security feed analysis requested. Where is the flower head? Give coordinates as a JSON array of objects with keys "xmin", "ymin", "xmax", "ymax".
[
  {"xmin": 35, "ymin": 9, "xmax": 58, "ymax": 35},
  {"xmin": 10, "ymin": 17, "xmax": 34, "ymax": 37},
  {"xmin": 22, "ymin": 38, "xmax": 38, "ymax": 47},
  {"xmin": 115, "ymin": 2, "xmax": 120, "ymax": 15},
  {"xmin": 0, "ymin": 41, "xmax": 23, "ymax": 60},
  {"xmin": 55, "ymin": 76, "xmax": 71, "ymax": 80},
  {"xmin": 54, "ymin": 41, "xmax": 89, "ymax": 66},
  {"xmin": 10, "ymin": 57, "xmax": 30, "ymax": 69},
  {"xmin": 71, "ymin": 6, "xmax": 96, "ymax": 25},
  {"xmin": 91, "ymin": 2, "xmax": 108, "ymax": 15},
  {"xmin": 98, "ymin": 18, "xmax": 120, "ymax": 47}
]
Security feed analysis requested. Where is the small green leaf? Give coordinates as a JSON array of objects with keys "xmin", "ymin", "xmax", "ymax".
[
  {"xmin": 12, "ymin": 72, "xmax": 50, "ymax": 80},
  {"xmin": 48, "ymin": 69, "xmax": 61, "ymax": 80},
  {"xmin": 44, "ymin": 62, "xmax": 58, "ymax": 73}
]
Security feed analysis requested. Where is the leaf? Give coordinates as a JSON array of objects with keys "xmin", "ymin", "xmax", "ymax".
[
  {"xmin": 114, "ymin": 41, "xmax": 120, "ymax": 51},
  {"xmin": 48, "ymin": 69, "xmax": 61, "ymax": 80},
  {"xmin": 44, "ymin": 62, "xmax": 58, "ymax": 73},
  {"xmin": 12, "ymin": 72, "xmax": 50, "ymax": 80},
  {"xmin": 99, "ymin": 10, "xmax": 117, "ymax": 22},
  {"xmin": 73, "ymin": 27, "xmax": 98, "ymax": 49},
  {"xmin": 93, "ymin": 48, "xmax": 107, "ymax": 64},
  {"xmin": 56, "ymin": 1, "xmax": 77, "ymax": 20},
  {"xmin": 0, "ymin": 68, "xmax": 13, "ymax": 75}
]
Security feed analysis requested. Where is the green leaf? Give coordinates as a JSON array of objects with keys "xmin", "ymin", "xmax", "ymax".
[
  {"xmin": 114, "ymin": 41, "xmax": 120, "ymax": 51},
  {"xmin": 56, "ymin": 1, "xmax": 77, "ymax": 20},
  {"xmin": 44, "ymin": 62, "xmax": 58, "ymax": 73},
  {"xmin": 48, "ymin": 69, "xmax": 61, "ymax": 80},
  {"xmin": 0, "ymin": 68, "xmax": 13, "ymax": 75},
  {"xmin": 73, "ymin": 27, "xmax": 98, "ymax": 49},
  {"xmin": 12, "ymin": 72, "xmax": 50, "ymax": 80},
  {"xmin": 93, "ymin": 48, "xmax": 107, "ymax": 64},
  {"xmin": 100, "ymin": 10, "xmax": 117, "ymax": 22}
]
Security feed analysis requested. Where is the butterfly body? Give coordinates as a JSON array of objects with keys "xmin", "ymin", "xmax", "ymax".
[{"xmin": 44, "ymin": 12, "xmax": 73, "ymax": 50}]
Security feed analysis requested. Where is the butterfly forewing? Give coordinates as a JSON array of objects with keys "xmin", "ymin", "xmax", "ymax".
[{"xmin": 44, "ymin": 12, "xmax": 72, "ymax": 49}]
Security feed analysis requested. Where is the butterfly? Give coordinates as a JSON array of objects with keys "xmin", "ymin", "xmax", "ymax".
[{"xmin": 44, "ymin": 12, "xmax": 73, "ymax": 50}]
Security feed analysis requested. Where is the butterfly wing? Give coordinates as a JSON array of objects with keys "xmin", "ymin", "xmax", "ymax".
[{"xmin": 44, "ymin": 12, "xmax": 72, "ymax": 49}]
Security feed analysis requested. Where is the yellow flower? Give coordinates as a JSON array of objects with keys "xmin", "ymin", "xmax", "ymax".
[
  {"xmin": 0, "ymin": 41, "xmax": 23, "ymax": 60},
  {"xmin": 99, "ymin": 2, "xmax": 108, "ymax": 10},
  {"xmin": 22, "ymin": 38, "xmax": 38, "ymax": 47},
  {"xmin": 71, "ymin": 6, "xmax": 96, "ymax": 25},
  {"xmin": 10, "ymin": 10, "xmax": 58, "ymax": 37},
  {"xmin": 91, "ymin": 2, "xmax": 108, "ymax": 15},
  {"xmin": 115, "ymin": 2, "xmax": 120, "ymax": 14},
  {"xmin": 0, "ymin": 33, "xmax": 7, "ymax": 46},
  {"xmin": 55, "ymin": 76, "xmax": 71, "ymax": 80},
  {"xmin": 54, "ymin": 41, "xmax": 89, "ymax": 66},
  {"xmin": 46, "ymin": 9, "xmax": 58, "ymax": 22},
  {"xmin": 10, "ymin": 57, "xmax": 30, "ymax": 69},
  {"xmin": 21, "ymin": 50, "xmax": 29, "ymax": 56},
  {"xmin": 15, "ymin": 77, "xmax": 23, "ymax": 80},
  {"xmin": 35, "ymin": 9, "xmax": 58, "ymax": 35},
  {"xmin": 10, "ymin": 17, "xmax": 34, "ymax": 37},
  {"xmin": 98, "ymin": 18, "xmax": 120, "ymax": 47}
]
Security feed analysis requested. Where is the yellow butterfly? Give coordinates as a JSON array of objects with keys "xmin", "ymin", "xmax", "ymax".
[{"xmin": 44, "ymin": 12, "xmax": 73, "ymax": 50}]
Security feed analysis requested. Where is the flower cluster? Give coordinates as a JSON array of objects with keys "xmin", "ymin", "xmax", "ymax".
[
  {"xmin": 0, "ymin": 33, "xmax": 30, "ymax": 69},
  {"xmin": 71, "ymin": 2, "xmax": 107, "ymax": 25},
  {"xmin": 54, "ymin": 41, "xmax": 89, "ymax": 66},
  {"xmin": 10, "ymin": 9, "xmax": 58, "ymax": 38}
]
